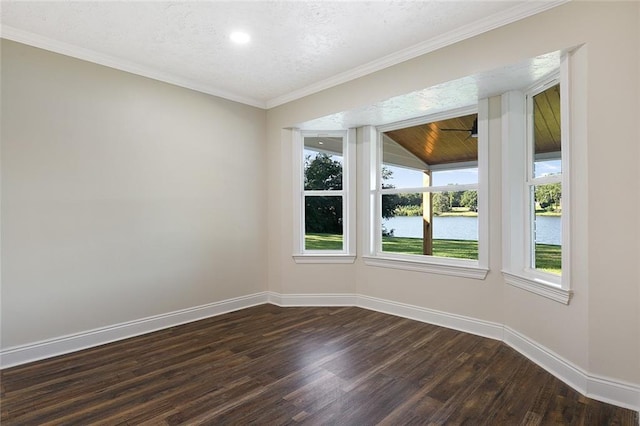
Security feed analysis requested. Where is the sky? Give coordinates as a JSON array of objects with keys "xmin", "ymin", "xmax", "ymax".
[
  {"xmin": 386, "ymin": 165, "xmax": 477, "ymax": 188},
  {"xmin": 305, "ymin": 148, "xmax": 477, "ymax": 188},
  {"xmin": 305, "ymin": 148, "xmax": 561, "ymax": 190},
  {"xmin": 534, "ymin": 159, "xmax": 562, "ymax": 178},
  {"xmin": 388, "ymin": 158, "xmax": 561, "ymax": 187}
]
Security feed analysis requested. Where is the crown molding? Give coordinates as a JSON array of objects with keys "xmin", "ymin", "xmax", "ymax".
[
  {"xmin": 0, "ymin": 26, "xmax": 268, "ymax": 109},
  {"xmin": 265, "ymin": 0, "xmax": 569, "ymax": 109},
  {"xmin": 1, "ymin": 0, "xmax": 567, "ymax": 111}
]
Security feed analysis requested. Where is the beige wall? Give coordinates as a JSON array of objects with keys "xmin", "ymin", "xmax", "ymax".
[
  {"xmin": 1, "ymin": 40, "xmax": 268, "ymax": 347},
  {"xmin": 267, "ymin": 2, "xmax": 640, "ymax": 385},
  {"xmin": 1, "ymin": 1, "xmax": 638, "ymax": 390}
]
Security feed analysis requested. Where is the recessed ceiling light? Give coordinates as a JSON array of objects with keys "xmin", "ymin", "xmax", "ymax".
[{"xmin": 230, "ymin": 31, "xmax": 250, "ymax": 45}]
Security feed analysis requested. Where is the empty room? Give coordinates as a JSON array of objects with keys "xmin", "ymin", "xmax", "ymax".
[{"xmin": 1, "ymin": 1, "xmax": 639, "ymax": 424}]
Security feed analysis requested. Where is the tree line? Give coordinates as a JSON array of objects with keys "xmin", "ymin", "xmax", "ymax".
[{"xmin": 303, "ymin": 153, "xmax": 559, "ymax": 234}]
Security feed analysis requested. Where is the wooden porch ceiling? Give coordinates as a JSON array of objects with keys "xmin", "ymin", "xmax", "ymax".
[
  {"xmin": 383, "ymin": 84, "xmax": 561, "ymax": 167},
  {"xmin": 532, "ymin": 84, "xmax": 561, "ymax": 155},
  {"xmin": 384, "ymin": 114, "xmax": 478, "ymax": 167}
]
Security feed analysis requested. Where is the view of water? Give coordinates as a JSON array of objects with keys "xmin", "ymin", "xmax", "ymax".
[{"xmin": 383, "ymin": 215, "xmax": 561, "ymax": 245}]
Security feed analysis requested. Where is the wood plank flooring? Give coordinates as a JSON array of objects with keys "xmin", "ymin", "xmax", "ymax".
[{"xmin": 1, "ymin": 304, "xmax": 637, "ymax": 425}]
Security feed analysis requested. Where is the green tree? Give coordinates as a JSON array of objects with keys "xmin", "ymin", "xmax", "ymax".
[
  {"xmin": 381, "ymin": 166, "xmax": 401, "ymax": 219},
  {"xmin": 535, "ymin": 183, "xmax": 561, "ymax": 211},
  {"xmin": 380, "ymin": 167, "xmax": 408, "ymax": 236},
  {"xmin": 304, "ymin": 153, "xmax": 342, "ymax": 190},
  {"xmin": 304, "ymin": 154, "xmax": 343, "ymax": 234},
  {"xmin": 395, "ymin": 193, "xmax": 422, "ymax": 208},
  {"xmin": 433, "ymin": 192, "xmax": 451, "ymax": 214},
  {"xmin": 448, "ymin": 190, "xmax": 462, "ymax": 208},
  {"xmin": 460, "ymin": 190, "xmax": 478, "ymax": 212}
]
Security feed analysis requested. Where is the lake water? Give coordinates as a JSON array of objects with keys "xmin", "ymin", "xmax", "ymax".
[{"xmin": 383, "ymin": 215, "xmax": 561, "ymax": 245}]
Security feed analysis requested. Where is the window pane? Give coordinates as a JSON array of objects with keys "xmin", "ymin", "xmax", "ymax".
[
  {"xmin": 304, "ymin": 196, "xmax": 343, "ymax": 250},
  {"xmin": 532, "ymin": 84, "xmax": 562, "ymax": 178},
  {"xmin": 382, "ymin": 164, "xmax": 426, "ymax": 189},
  {"xmin": 304, "ymin": 137, "xmax": 343, "ymax": 190},
  {"xmin": 381, "ymin": 192, "xmax": 478, "ymax": 260},
  {"xmin": 380, "ymin": 166, "xmax": 478, "ymax": 188},
  {"xmin": 534, "ymin": 158, "xmax": 561, "ymax": 179},
  {"xmin": 432, "ymin": 168, "xmax": 478, "ymax": 186},
  {"xmin": 382, "ymin": 114, "xmax": 478, "ymax": 189},
  {"xmin": 531, "ymin": 184, "xmax": 562, "ymax": 274}
]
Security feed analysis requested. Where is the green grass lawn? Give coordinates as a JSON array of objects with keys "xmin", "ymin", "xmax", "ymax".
[
  {"xmin": 382, "ymin": 236, "xmax": 478, "ymax": 260},
  {"xmin": 305, "ymin": 233, "xmax": 344, "ymax": 250},
  {"xmin": 305, "ymin": 233, "xmax": 561, "ymax": 274},
  {"xmin": 533, "ymin": 243, "xmax": 562, "ymax": 274}
]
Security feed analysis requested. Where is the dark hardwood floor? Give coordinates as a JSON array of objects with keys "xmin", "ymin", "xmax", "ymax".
[{"xmin": 1, "ymin": 304, "xmax": 637, "ymax": 425}]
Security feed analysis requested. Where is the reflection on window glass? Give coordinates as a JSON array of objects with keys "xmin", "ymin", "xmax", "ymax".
[
  {"xmin": 531, "ymin": 184, "xmax": 562, "ymax": 274},
  {"xmin": 380, "ymin": 192, "xmax": 478, "ymax": 260},
  {"xmin": 304, "ymin": 196, "xmax": 343, "ymax": 251},
  {"xmin": 304, "ymin": 137, "xmax": 343, "ymax": 191}
]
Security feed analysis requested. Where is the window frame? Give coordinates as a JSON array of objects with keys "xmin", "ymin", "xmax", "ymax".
[
  {"xmin": 292, "ymin": 129, "xmax": 356, "ymax": 264},
  {"xmin": 501, "ymin": 56, "xmax": 572, "ymax": 304},
  {"xmin": 361, "ymin": 101, "xmax": 489, "ymax": 279}
]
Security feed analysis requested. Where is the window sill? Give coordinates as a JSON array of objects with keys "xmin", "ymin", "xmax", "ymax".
[
  {"xmin": 293, "ymin": 254, "xmax": 356, "ymax": 264},
  {"xmin": 362, "ymin": 255, "xmax": 488, "ymax": 280},
  {"xmin": 503, "ymin": 271, "xmax": 572, "ymax": 304}
]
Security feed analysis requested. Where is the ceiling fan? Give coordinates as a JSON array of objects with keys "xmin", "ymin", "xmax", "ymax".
[{"xmin": 439, "ymin": 118, "xmax": 478, "ymax": 139}]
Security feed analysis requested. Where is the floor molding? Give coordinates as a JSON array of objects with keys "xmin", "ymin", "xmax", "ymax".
[
  {"xmin": 271, "ymin": 291, "xmax": 639, "ymax": 413},
  {"xmin": 2, "ymin": 291, "xmax": 638, "ymax": 413},
  {"xmin": 504, "ymin": 326, "xmax": 640, "ymax": 413},
  {"xmin": 356, "ymin": 294, "xmax": 504, "ymax": 341},
  {"xmin": 268, "ymin": 292, "xmax": 358, "ymax": 307},
  {"xmin": 503, "ymin": 326, "xmax": 587, "ymax": 396},
  {"xmin": 0, "ymin": 292, "xmax": 269, "ymax": 369}
]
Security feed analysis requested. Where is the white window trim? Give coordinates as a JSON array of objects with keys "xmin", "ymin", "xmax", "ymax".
[
  {"xmin": 501, "ymin": 55, "xmax": 572, "ymax": 304},
  {"xmin": 361, "ymin": 102, "xmax": 489, "ymax": 279},
  {"xmin": 292, "ymin": 129, "xmax": 356, "ymax": 264}
]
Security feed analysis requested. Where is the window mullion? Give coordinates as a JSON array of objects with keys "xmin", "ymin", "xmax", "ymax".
[
  {"xmin": 303, "ymin": 190, "xmax": 346, "ymax": 197},
  {"xmin": 380, "ymin": 183, "xmax": 478, "ymax": 194}
]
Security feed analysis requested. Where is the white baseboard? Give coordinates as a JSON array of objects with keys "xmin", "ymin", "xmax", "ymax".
[
  {"xmin": 270, "ymin": 292, "xmax": 639, "ymax": 413},
  {"xmin": 504, "ymin": 326, "xmax": 640, "ymax": 413},
  {"xmin": 503, "ymin": 326, "xmax": 588, "ymax": 395},
  {"xmin": 2, "ymin": 290, "xmax": 638, "ymax": 414},
  {"xmin": 356, "ymin": 294, "xmax": 505, "ymax": 341},
  {"xmin": 268, "ymin": 292, "xmax": 503, "ymax": 341},
  {"xmin": 0, "ymin": 292, "xmax": 269, "ymax": 369},
  {"xmin": 268, "ymin": 292, "xmax": 358, "ymax": 307}
]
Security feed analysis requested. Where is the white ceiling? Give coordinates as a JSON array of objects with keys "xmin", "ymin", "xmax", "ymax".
[{"xmin": 1, "ymin": 1, "xmax": 564, "ymax": 109}]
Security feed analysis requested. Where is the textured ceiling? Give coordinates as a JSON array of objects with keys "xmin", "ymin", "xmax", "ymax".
[
  {"xmin": 297, "ymin": 51, "xmax": 562, "ymax": 130},
  {"xmin": 1, "ymin": 1, "xmax": 565, "ymax": 108}
]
